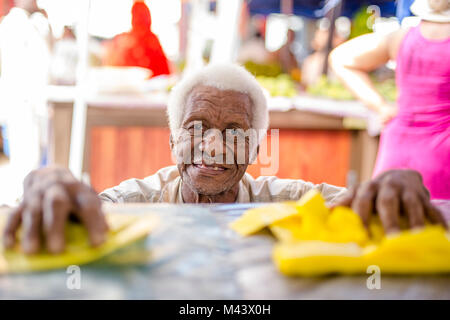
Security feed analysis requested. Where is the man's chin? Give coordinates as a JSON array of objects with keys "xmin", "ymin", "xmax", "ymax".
[
  {"xmin": 183, "ymin": 164, "xmax": 233, "ymax": 195},
  {"xmin": 187, "ymin": 180, "xmax": 229, "ymax": 196}
]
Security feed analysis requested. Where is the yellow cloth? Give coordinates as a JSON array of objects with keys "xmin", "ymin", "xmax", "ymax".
[
  {"xmin": 230, "ymin": 190, "xmax": 450, "ymax": 276},
  {"xmin": 0, "ymin": 210, "xmax": 158, "ymax": 274}
]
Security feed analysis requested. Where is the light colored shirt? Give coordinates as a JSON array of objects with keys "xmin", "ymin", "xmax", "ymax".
[{"xmin": 99, "ymin": 166, "xmax": 347, "ymax": 204}]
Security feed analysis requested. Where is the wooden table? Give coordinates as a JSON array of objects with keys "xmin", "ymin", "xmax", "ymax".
[{"xmin": 1, "ymin": 201, "xmax": 449, "ymax": 299}]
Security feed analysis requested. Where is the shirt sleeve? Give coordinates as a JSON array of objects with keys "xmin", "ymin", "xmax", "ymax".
[
  {"xmin": 288, "ymin": 179, "xmax": 348, "ymax": 205},
  {"xmin": 245, "ymin": 174, "xmax": 348, "ymax": 204},
  {"xmin": 98, "ymin": 178, "xmax": 153, "ymax": 203},
  {"xmin": 306, "ymin": 182, "xmax": 348, "ymax": 205}
]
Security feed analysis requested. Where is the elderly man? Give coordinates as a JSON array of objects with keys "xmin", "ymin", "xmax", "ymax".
[{"xmin": 3, "ymin": 64, "xmax": 447, "ymax": 254}]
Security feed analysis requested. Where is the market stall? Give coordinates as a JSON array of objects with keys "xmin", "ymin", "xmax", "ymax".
[
  {"xmin": 42, "ymin": 0, "xmax": 401, "ymax": 192},
  {"xmin": 47, "ymin": 85, "xmax": 379, "ymax": 193}
]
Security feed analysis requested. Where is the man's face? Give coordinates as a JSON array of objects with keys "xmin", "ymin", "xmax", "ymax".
[{"xmin": 173, "ymin": 85, "xmax": 254, "ymax": 196}]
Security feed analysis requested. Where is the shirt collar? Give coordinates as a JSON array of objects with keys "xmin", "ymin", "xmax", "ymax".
[{"xmin": 172, "ymin": 176, "xmax": 250, "ymax": 204}]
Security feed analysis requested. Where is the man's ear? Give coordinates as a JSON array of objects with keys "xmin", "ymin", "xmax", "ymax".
[
  {"xmin": 249, "ymin": 145, "xmax": 260, "ymax": 164},
  {"xmin": 169, "ymin": 133, "xmax": 174, "ymax": 150},
  {"xmin": 254, "ymin": 145, "xmax": 260, "ymax": 163}
]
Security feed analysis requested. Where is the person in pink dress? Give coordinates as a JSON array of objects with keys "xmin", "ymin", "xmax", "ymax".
[{"xmin": 330, "ymin": 0, "xmax": 450, "ymax": 199}]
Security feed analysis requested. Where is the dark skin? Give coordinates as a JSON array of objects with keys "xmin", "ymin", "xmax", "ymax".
[
  {"xmin": 3, "ymin": 167, "xmax": 108, "ymax": 254},
  {"xmin": 2, "ymin": 86, "xmax": 447, "ymax": 254},
  {"xmin": 333, "ymin": 170, "xmax": 448, "ymax": 233},
  {"xmin": 171, "ymin": 85, "xmax": 253, "ymax": 203}
]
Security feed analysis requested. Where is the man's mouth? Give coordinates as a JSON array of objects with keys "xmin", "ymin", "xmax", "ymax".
[
  {"xmin": 192, "ymin": 162, "xmax": 228, "ymax": 175},
  {"xmin": 194, "ymin": 163, "xmax": 225, "ymax": 170}
]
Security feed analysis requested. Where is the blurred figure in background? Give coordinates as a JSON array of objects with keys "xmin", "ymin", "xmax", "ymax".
[
  {"xmin": 274, "ymin": 28, "xmax": 299, "ymax": 75},
  {"xmin": 238, "ymin": 10, "xmax": 271, "ymax": 65},
  {"xmin": 302, "ymin": 17, "xmax": 350, "ymax": 87},
  {"xmin": 0, "ymin": 0, "xmax": 52, "ymax": 203},
  {"xmin": 102, "ymin": 0, "xmax": 171, "ymax": 78},
  {"xmin": 50, "ymin": 26, "xmax": 77, "ymax": 85},
  {"xmin": 330, "ymin": 0, "xmax": 450, "ymax": 199},
  {"xmin": 238, "ymin": 30, "xmax": 272, "ymax": 65}
]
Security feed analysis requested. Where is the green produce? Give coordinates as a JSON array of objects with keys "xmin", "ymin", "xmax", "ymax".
[
  {"xmin": 307, "ymin": 76, "xmax": 354, "ymax": 100},
  {"xmin": 350, "ymin": 6, "xmax": 373, "ymax": 39},
  {"xmin": 244, "ymin": 61, "xmax": 283, "ymax": 77},
  {"xmin": 307, "ymin": 75, "xmax": 397, "ymax": 101},
  {"xmin": 375, "ymin": 77, "xmax": 397, "ymax": 102},
  {"xmin": 256, "ymin": 74, "xmax": 297, "ymax": 97}
]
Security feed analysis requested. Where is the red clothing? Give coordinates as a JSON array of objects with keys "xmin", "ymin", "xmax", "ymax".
[{"xmin": 103, "ymin": 1, "xmax": 171, "ymax": 77}]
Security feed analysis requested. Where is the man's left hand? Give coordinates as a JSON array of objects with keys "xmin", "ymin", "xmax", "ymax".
[{"xmin": 334, "ymin": 169, "xmax": 448, "ymax": 233}]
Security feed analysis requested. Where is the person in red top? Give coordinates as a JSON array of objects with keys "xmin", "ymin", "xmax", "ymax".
[{"xmin": 102, "ymin": 1, "xmax": 171, "ymax": 78}]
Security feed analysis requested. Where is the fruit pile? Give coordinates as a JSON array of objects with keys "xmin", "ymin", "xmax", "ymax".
[
  {"xmin": 307, "ymin": 76, "xmax": 354, "ymax": 100},
  {"xmin": 307, "ymin": 75, "xmax": 397, "ymax": 101},
  {"xmin": 256, "ymin": 74, "xmax": 298, "ymax": 97},
  {"xmin": 243, "ymin": 61, "xmax": 298, "ymax": 97},
  {"xmin": 349, "ymin": 6, "xmax": 374, "ymax": 39},
  {"xmin": 243, "ymin": 61, "xmax": 283, "ymax": 77}
]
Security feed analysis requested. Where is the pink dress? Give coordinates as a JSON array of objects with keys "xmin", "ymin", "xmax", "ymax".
[{"xmin": 372, "ymin": 26, "xmax": 450, "ymax": 199}]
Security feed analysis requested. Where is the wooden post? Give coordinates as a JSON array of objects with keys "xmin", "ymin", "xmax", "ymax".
[
  {"xmin": 280, "ymin": 0, "xmax": 293, "ymax": 15},
  {"xmin": 179, "ymin": 0, "xmax": 189, "ymax": 61},
  {"xmin": 322, "ymin": 0, "xmax": 343, "ymax": 75},
  {"xmin": 210, "ymin": 0, "xmax": 243, "ymax": 63},
  {"xmin": 69, "ymin": 0, "xmax": 90, "ymax": 181}
]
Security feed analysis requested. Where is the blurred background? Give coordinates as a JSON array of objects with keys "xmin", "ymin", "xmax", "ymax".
[{"xmin": 0, "ymin": 0, "xmax": 420, "ymax": 205}]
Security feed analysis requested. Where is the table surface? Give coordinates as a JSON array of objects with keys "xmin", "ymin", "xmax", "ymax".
[{"xmin": 1, "ymin": 201, "xmax": 449, "ymax": 300}]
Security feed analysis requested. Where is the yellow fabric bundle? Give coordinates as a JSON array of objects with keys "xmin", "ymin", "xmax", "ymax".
[
  {"xmin": 0, "ymin": 211, "xmax": 158, "ymax": 274},
  {"xmin": 230, "ymin": 190, "xmax": 450, "ymax": 276}
]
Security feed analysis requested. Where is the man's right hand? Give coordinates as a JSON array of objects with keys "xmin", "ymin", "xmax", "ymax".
[{"xmin": 2, "ymin": 167, "xmax": 108, "ymax": 254}]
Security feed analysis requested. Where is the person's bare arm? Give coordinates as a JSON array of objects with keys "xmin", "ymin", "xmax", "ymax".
[
  {"xmin": 3, "ymin": 167, "xmax": 108, "ymax": 254},
  {"xmin": 329, "ymin": 30, "xmax": 407, "ymax": 123}
]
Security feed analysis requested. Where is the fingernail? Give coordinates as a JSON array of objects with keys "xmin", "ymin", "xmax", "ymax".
[
  {"xmin": 386, "ymin": 227, "xmax": 400, "ymax": 237},
  {"xmin": 91, "ymin": 232, "xmax": 106, "ymax": 247},
  {"xmin": 48, "ymin": 237, "xmax": 64, "ymax": 254},
  {"xmin": 23, "ymin": 239, "xmax": 39, "ymax": 254}
]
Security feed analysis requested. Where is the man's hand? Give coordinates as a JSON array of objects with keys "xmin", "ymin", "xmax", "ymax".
[
  {"xmin": 334, "ymin": 169, "xmax": 448, "ymax": 233},
  {"xmin": 3, "ymin": 167, "xmax": 108, "ymax": 254}
]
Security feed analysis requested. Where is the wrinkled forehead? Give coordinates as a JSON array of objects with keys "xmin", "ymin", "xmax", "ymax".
[
  {"xmin": 186, "ymin": 85, "xmax": 252, "ymax": 106},
  {"xmin": 183, "ymin": 85, "xmax": 254, "ymax": 124}
]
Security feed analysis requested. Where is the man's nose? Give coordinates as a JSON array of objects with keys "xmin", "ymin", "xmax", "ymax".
[{"xmin": 199, "ymin": 133, "xmax": 223, "ymax": 158}]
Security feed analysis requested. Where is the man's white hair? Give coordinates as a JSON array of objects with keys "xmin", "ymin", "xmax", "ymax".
[{"xmin": 167, "ymin": 63, "xmax": 269, "ymax": 144}]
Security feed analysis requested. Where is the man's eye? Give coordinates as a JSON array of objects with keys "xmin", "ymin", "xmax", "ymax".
[
  {"xmin": 193, "ymin": 123, "xmax": 203, "ymax": 130},
  {"xmin": 229, "ymin": 128, "xmax": 239, "ymax": 135}
]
